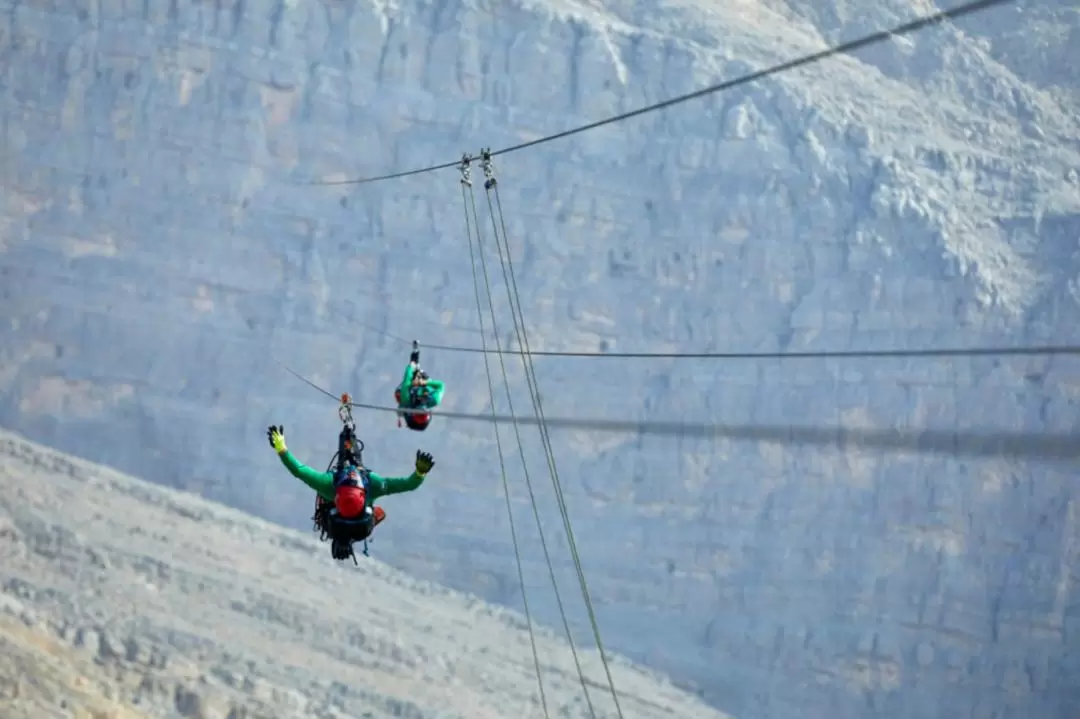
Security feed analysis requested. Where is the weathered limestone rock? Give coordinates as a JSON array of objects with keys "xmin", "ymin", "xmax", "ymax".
[{"xmin": 0, "ymin": 1, "xmax": 1076, "ymax": 717}]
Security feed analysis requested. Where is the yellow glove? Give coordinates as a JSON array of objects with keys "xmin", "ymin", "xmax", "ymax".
[
  {"xmin": 415, "ymin": 450, "xmax": 435, "ymax": 476},
  {"xmin": 266, "ymin": 425, "xmax": 287, "ymax": 454}
]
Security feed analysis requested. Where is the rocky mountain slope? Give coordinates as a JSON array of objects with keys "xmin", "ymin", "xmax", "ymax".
[
  {"xmin": 0, "ymin": 0, "xmax": 1077, "ymax": 717},
  {"xmin": 0, "ymin": 426, "xmax": 725, "ymax": 719}
]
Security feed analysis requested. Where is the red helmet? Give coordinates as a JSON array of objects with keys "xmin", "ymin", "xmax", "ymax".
[
  {"xmin": 410, "ymin": 412, "xmax": 431, "ymax": 430},
  {"xmin": 334, "ymin": 485, "xmax": 366, "ymax": 518}
]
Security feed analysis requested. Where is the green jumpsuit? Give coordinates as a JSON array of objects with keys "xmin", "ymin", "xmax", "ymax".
[
  {"xmin": 398, "ymin": 362, "xmax": 445, "ymax": 409},
  {"xmin": 276, "ymin": 449, "xmax": 427, "ymax": 503}
]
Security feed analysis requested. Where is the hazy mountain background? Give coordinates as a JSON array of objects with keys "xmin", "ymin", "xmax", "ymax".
[{"xmin": 1, "ymin": 0, "xmax": 1078, "ymax": 718}]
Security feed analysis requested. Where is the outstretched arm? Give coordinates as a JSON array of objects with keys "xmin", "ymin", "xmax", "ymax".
[
  {"xmin": 367, "ymin": 450, "xmax": 434, "ymax": 499},
  {"xmin": 278, "ymin": 450, "xmax": 335, "ymax": 502},
  {"xmin": 394, "ymin": 387, "xmax": 406, "ymax": 426},
  {"xmin": 367, "ymin": 469, "xmax": 427, "ymax": 498},
  {"xmin": 398, "ymin": 341, "xmax": 421, "ymax": 396},
  {"xmin": 399, "ymin": 362, "xmax": 417, "ymax": 394},
  {"xmin": 396, "ymin": 361, "xmax": 419, "ymax": 427},
  {"xmin": 393, "ymin": 355, "xmax": 411, "ymax": 427}
]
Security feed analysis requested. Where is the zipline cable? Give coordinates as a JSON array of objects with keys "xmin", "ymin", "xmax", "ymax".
[
  {"xmin": 351, "ymin": 398, "xmax": 1080, "ymax": 462},
  {"xmin": 460, "ymin": 175, "xmax": 551, "ymax": 718},
  {"xmin": 479, "ymin": 155, "xmax": 624, "ymax": 716},
  {"xmin": 277, "ymin": 361, "xmax": 341, "ymax": 402},
  {"xmin": 300, "ymin": 0, "xmax": 1014, "ymax": 187},
  {"xmin": 349, "ymin": 338, "xmax": 1080, "ymax": 361},
  {"xmin": 274, "ymin": 359, "xmax": 1079, "ymax": 462}
]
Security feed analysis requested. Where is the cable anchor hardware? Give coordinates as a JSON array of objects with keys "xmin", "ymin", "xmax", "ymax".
[
  {"xmin": 338, "ymin": 392, "xmax": 355, "ymax": 430},
  {"xmin": 480, "ymin": 148, "xmax": 496, "ymax": 190},
  {"xmin": 459, "ymin": 153, "xmax": 472, "ymax": 187}
]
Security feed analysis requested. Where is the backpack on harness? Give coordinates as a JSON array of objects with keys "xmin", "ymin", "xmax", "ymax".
[
  {"xmin": 328, "ymin": 507, "xmax": 374, "ymax": 562},
  {"xmin": 311, "ymin": 422, "xmax": 376, "ymax": 563},
  {"xmin": 312, "ymin": 493, "xmax": 375, "ymax": 563},
  {"xmin": 395, "ymin": 387, "xmax": 432, "ymax": 431}
]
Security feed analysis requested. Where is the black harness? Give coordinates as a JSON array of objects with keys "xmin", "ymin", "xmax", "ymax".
[{"xmin": 311, "ymin": 398, "xmax": 374, "ymax": 564}]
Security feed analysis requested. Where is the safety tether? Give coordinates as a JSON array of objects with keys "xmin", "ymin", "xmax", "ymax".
[
  {"xmin": 477, "ymin": 150, "xmax": 624, "ymax": 718},
  {"xmin": 460, "ymin": 155, "xmax": 553, "ymax": 717},
  {"xmin": 314, "ymin": 393, "xmax": 371, "ymax": 562}
]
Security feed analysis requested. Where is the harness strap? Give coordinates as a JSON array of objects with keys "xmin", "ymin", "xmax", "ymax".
[
  {"xmin": 408, "ymin": 385, "xmax": 433, "ymax": 407},
  {"xmin": 333, "ymin": 465, "xmax": 372, "ymax": 490}
]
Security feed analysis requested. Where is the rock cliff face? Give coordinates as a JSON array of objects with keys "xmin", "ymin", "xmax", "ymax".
[{"xmin": 1, "ymin": 1, "xmax": 1078, "ymax": 718}]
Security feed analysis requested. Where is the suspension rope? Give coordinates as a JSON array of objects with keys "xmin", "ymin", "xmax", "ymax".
[
  {"xmin": 277, "ymin": 361, "xmax": 341, "ymax": 402},
  {"xmin": 459, "ymin": 161, "xmax": 552, "ymax": 718},
  {"xmin": 300, "ymin": 0, "xmax": 1014, "ymax": 187},
  {"xmin": 347, "ymin": 338, "xmax": 1080, "ymax": 361},
  {"xmin": 479, "ymin": 153, "xmax": 624, "ymax": 717},
  {"xmin": 357, "ymin": 400, "xmax": 1080, "ymax": 464},
  {"xmin": 464, "ymin": 159, "xmax": 598, "ymax": 715},
  {"xmin": 288, "ymin": 310, "xmax": 1080, "ymax": 362}
]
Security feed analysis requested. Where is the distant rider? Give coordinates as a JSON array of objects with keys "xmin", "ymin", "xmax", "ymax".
[{"xmin": 394, "ymin": 340, "xmax": 445, "ymax": 431}]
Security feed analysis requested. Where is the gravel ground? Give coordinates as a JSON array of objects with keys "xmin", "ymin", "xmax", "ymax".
[{"xmin": 0, "ymin": 426, "xmax": 728, "ymax": 719}]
